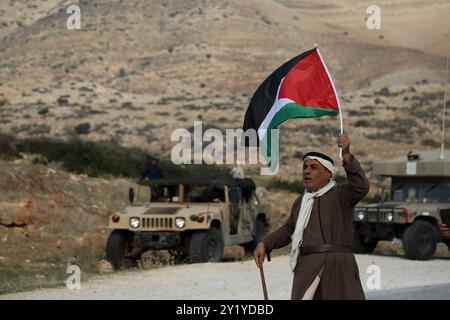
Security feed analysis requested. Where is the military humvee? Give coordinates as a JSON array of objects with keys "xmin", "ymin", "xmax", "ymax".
[
  {"xmin": 353, "ymin": 151, "xmax": 450, "ymax": 260},
  {"xmin": 105, "ymin": 176, "xmax": 271, "ymax": 269}
]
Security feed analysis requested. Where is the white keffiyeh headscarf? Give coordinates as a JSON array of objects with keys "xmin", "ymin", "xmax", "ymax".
[{"xmin": 289, "ymin": 156, "xmax": 338, "ymax": 271}]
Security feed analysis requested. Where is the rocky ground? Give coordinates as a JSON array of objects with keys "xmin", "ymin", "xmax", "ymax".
[
  {"xmin": 2, "ymin": 254, "xmax": 449, "ymax": 300},
  {"xmin": 0, "ymin": 156, "xmax": 129, "ymax": 293}
]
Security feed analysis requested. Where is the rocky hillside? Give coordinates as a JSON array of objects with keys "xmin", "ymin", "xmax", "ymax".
[
  {"xmin": 0, "ymin": 155, "xmax": 132, "ymax": 293},
  {"xmin": 0, "ymin": 0, "xmax": 449, "ymax": 179}
]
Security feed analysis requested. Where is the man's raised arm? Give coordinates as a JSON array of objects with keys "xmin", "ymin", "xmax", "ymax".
[{"xmin": 338, "ymin": 133, "xmax": 370, "ymax": 208}]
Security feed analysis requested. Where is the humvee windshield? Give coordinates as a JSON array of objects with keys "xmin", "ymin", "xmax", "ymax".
[
  {"xmin": 185, "ymin": 184, "xmax": 225, "ymax": 203},
  {"xmin": 391, "ymin": 178, "xmax": 450, "ymax": 203},
  {"xmin": 144, "ymin": 177, "xmax": 255, "ymax": 204},
  {"xmin": 150, "ymin": 185, "xmax": 179, "ymax": 202},
  {"xmin": 150, "ymin": 184, "xmax": 225, "ymax": 203}
]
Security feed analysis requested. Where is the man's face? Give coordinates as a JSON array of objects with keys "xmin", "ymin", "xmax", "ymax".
[
  {"xmin": 150, "ymin": 159, "xmax": 157, "ymax": 166},
  {"xmin": 302, "ymin": 159, "xmax": 331, "ymax": 192}
]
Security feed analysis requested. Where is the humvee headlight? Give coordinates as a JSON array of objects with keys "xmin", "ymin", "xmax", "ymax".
[
  {"xmin": 190, "ymin": 214, "xmax": 206, "ymax": 223},
  {"xmin": 129, "ymin": 217, "xmax": 140, "ymax": 228},
  {"xmin": 357, "ymin": 211, "xmax": 365, "ymax": 221},
  {"xmin": 387, "ymin": 213, "xmax": 393, "ymax": 222},
  {"xmin": 175, "ymin": 217, "xmax": 185, "ymax": 228}
]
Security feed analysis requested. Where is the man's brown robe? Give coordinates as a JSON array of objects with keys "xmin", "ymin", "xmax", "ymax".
[{"xmin": 261, "ymin": 156, "xmax": 370, "ymax": 300}]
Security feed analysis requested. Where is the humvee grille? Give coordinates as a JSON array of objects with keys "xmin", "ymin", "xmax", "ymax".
[
  {"xmin": 366, "ymin": 209, "xmax": 388, "ymax": 222},
  {"xmin": 354, "ymin": 207, "xmax": 407, "ymax": 223},
  {"xmin": 142, "ymin": 217, "xmax": 173, "ymax": 229}
]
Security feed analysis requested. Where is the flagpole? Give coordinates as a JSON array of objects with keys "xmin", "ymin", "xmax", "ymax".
[
  {"xmin": 440, "ymin": 55, "xmax": 449, "ymax": 160},
  {"xmin": 315, "ymin": 44, "xmax": 344, "ymax": 158},
  {"xmin": 338, "ymin": 101, "xmax": 344, "ymax": 159}
]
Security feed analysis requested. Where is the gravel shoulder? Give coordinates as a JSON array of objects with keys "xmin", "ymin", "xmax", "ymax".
[{"xmin": 2, "ymin": 254, "xmax": 450, "ymax": 300}]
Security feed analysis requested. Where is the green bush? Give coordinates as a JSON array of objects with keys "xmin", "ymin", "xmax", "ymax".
[
  {"xmin": 12, "ymin": 137, "xmax": 228, "ymax": 179},
  {"xmin": 74, "ymin": 123, "xmax": 91, "ymax": 135},
  {"xmin": 38, "ymin": 107, "xmax": 49, "ymax": 115},
  {"xmin": 0, "ymin": 98, "xmax": 8, "ymax": 107},
  {"xmin": 354, "ymin": 120, "xmax": 370, "ymax": 127},
  {"xmin": 267, "ymin": 178, "xmax": 304, "ymax": 193},
  {"xmin": 421, "ymin": 139, "xmax": 440, "ymax": 148},
  {"xmin": 0, "ymin": 134, "xmax": 22, "ymax": 160}
]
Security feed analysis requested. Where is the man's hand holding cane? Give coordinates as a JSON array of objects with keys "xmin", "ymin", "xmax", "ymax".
[{"xmin": 254, "ymin": 241, "xmax": 270, "ymax": 300}]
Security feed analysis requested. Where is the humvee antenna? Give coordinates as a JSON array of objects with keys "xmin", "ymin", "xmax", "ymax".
[{"xmin": 440, "ymin": 56, "xmax": 449, "ymax": 160}]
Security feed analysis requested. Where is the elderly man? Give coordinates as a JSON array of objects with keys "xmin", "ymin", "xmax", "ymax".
[{"xmin": 254, "ymin": 133, "xmax": 370, "ymax": 300}]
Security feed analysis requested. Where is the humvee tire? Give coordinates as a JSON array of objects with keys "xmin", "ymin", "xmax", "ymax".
[
  {"xmin": 188, "ymin": 227, "xmax": 224, "ymax": 263},
  {"xmin": 352, "ymin": 226, "xmax": 378, "ymax": 254},
  {"xmin": 403, "ymin": 220, "xmax": 437, "ymax": 260},
  {"xmin": 106, "ymin": 230, "xmax": 138, "ymax": 269},
  {"xmin": 243, "ymin": 218, "xmax": 266, "ymax": 255}
]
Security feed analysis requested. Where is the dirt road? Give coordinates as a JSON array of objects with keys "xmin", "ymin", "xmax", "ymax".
[{"xmin": 2, "ymin": 254, "xmax": 450, "ymax": 300}]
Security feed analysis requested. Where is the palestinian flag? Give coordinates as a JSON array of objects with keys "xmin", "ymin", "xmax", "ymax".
[{"xmin": 243, "ymin": 47, "xmax": 341, "ymax": 154}]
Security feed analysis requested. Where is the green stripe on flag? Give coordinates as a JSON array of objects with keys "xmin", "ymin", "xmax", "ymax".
[
  {"xmin": 269, "ymin": 103, "xmax": 338, "ymax": 130},
  {"xmin": 260, "ymin": 103, "xmax": 338, "ymax": 171}
]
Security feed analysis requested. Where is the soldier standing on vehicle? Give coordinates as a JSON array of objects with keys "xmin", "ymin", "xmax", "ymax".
[
  {"xmin": 141, "ymin": 156, "xmax": 164, "ymax": 201},
  {"xmin": 142, "ymin": 156, "xmax": 164, "ymax": 180},
  {"xmin": 253, "ymin": 133, "xmax": 370, "ymax": 299}
]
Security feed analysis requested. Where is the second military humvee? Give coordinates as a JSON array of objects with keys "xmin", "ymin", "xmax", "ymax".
[
  {"xmin": 105, "ymin": 176, "xmax": 271, "ymax": 269},
  {"xmin": 353, "ymin": 151, "xmax": 450, "ymax": 260}
]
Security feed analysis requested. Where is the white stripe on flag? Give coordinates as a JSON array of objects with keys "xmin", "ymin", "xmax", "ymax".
[{"xmin": 257, "ymin": 77, "xmax": 295, "ymax": 140}]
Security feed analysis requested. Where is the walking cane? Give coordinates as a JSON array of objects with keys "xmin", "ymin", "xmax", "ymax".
[
  {"xmin": 259, "ymin": 265, "xmax": 269, "ymax": 300},
  {"xmin": 258, "ymin": 252, "xmax": 270, "ymax": 300}
]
